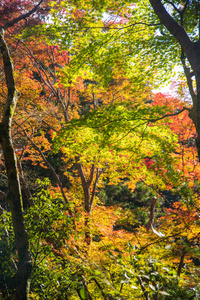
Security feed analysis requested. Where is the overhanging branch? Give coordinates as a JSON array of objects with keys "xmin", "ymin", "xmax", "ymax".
[
  {"xmin": 2, "ymin": 0, "xmax": 44, "ymax": 31},
  {"xmin": 148, "ymin": 107, "xmax": 189, "ymax": 123}
]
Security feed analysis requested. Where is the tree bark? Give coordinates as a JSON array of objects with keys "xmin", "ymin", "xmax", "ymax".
[
  {"xmin": 0, "ymin": 30, "xmax": 32, "ymax": 300},
  {"xmin": 145, "ymin": 196, "xmax": 157, "ymax": 231}
]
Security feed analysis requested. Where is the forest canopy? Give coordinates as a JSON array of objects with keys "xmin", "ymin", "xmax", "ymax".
[{"xmin": 0, "ymin": 1, "xmax": 200, "ymax": 299}]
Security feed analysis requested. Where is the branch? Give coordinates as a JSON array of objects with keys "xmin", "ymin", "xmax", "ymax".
[
  {"xmin": 75, "ymin": 157, "xmax": 91, "ymax": 212},
  {"xmin": 177, "ymin": 248, "xmax": 186, "ymax": 276},
  {"xmin": 148, "ymin": 107, "xmax": 189, "ymax": 123},
  {"xmin": 89, "ymin": 168, "xmax": 104, "ymax": 210},
  {"xmin": 182, "ymin": 0, "xmax": 190, "ymax": 13},
  {"xmin": 80, "ymin": 22, "xmax": 162, "ymax": 30},
  {"xmin": 145, "ymin": 197, "xmax": 157, "ymax": 231},
  {"xmin": 21, "ymin": 128, "xmax": 74, "ymax": 216},
  {"xmin": 19, "ymin": 41, "xmax": 58, "ymax": 97},
  {"xmin": 91, "ymin": 278, "xmax": 107, "ymax": 299},
  {"xmin": 2, "ymin": 0, "xmax": 44, "ymax": 31},
  {"xmin": 137, "ymin": 276, "xmax": 150, "ymax": 300},
  {"xmin": 164, "ymin": 1, "xmax": 181, "ymax": 13},
  {"xmin": 41, "ymin": 120, "xmax": 58, "ymax": 132},
  {"xmin": 17, "ymin": 158, "xmax": 34, "ymax": 207},
  {"xmin": 149, "ymin": 0, "xmax": 193, "ymax": 54},
  {"xmin": 88, "ymin": 164, "xmax": 95, "ymax": 186},
  {"xmin": 75, "ymin": 157, "xmax": 88, "ymax": 187},
  {"xmin": 81, "ymin": 276, "xmax": 93, "ymax": 300},
  {"xmin": 19, "ymin": 41, "xmax": 69, "ymax": 123},
  {"xmin": 140, "ymin": 180, "xmax": 173, "ymax": 208},
  {"xmin": 180, "ymin": 0, "xmax": 190, "ymax": 26},
  {"xmin": 138, "ymin": 231, "xmax": 186, "ymax": 254}
]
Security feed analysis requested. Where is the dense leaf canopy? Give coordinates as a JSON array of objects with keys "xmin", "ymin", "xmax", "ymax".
[{"xmin": 0, "ymin": 1, "xmax": 200, "ymax": 299}]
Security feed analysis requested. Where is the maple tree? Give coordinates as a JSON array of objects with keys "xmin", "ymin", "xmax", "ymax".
[{"xmin": 0, "ymin": 1, "xmax": 200, "ymax": 299}]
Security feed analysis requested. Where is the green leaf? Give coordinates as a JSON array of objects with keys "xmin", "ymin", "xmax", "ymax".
[{"xmin": 79, "ymin": 288, "xmax": 87, "ymax": 300}]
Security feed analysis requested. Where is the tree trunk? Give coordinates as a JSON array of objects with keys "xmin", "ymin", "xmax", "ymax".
[
  {"xmin": 76, "ymin": 158, "xmax": 92, "ymax": 246},
  {"xmin": 0, "ymin": 30, "xmax": 32, "ymax": 300},
  {"xmin": 149, "ymin": 0, "xmax": 200, "ymax": 160}
]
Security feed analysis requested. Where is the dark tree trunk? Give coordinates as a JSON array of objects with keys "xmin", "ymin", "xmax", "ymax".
[
  {"xmin": 0, "ymin": 30, "xmax": 32, "ymax": 300},
  {"xmin": 1, "ymin": 128, "xmax": 32, "ymax": 300},
  {"xmin": 149, "ymin": 0, "xmax": 200, "ymax": 160},
  {"xmin": 0, "ymin": 2, "xmax": 44, "ymax": 297}
]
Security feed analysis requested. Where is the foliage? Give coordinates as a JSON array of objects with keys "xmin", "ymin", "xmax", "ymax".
[
  {"xmin": 0, "ymin": 1, "xmax": 200, "ymax": 299},
  {"xmin": 53, "ymin": 102, "xmax": 179, "ymax": 189}
]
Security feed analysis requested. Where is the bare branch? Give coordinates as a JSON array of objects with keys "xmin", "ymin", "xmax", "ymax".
[
  {"xmin": 180, "ymin": 0, "xmax": 190, "ymax": 26},
  {"xmin": 91, "ymin": 278, "xmax": 107, "ymax": 299},
  {"xmin": 75, "ymin": 157, "xmax": 91, "ymax": 212}
]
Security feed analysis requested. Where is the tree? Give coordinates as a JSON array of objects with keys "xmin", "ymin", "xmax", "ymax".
[
  {"xmin": 1, "ymin": 1, "xmax": 200, "ymax": 298},
  {"xmin": 0, "ymin": 1, "xmax": 45, "ymax": 299},
  {"xmin": 53, "ymin": 100, "xmax": 180, "ymax": 249},
  {"xmin": 148, "ymin": 0, "xmax": 200, "ymax": 160}
]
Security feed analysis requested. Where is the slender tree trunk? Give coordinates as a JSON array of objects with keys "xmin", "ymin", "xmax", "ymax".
[
  {"xmin": 75, "ymin": 158, "xmax": 92, "ymax": 246},
  {"xmin": 194, "ymin": 75, "xmax": 200, "ymax": 159},
  {"xmin": 145, "ymin": 197, "xmax": 157, "ymax": 231}
]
